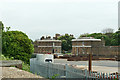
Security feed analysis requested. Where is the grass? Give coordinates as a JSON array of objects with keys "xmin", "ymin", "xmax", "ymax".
[
  {"xmin": 62, "ymin": 53, "xmax": 72, "ymax": 54},
  {"xmin": 66, "ymin": 53, "xmax": 72, "ymax": 54},
  {"xmin": 0, "ymin": 54, "xmax": 30, "ymax": 72}
]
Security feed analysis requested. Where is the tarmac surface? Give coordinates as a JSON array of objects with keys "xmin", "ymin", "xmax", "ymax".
[{"xmin": 54, "ymin": 59, "xmax": 120, "ymax": 73}]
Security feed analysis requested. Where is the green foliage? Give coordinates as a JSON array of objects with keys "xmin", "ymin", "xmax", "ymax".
[
  {"xmin": 22, "ymin": 62, "xmax": 30, "ymax": 72},
  {"xmin": 0, "ymin": 22, "xmax": 32, "ymax": 72},
  {"xmin": 0, "ymin": 54, "xmax": 14, "ymax": 60},
  {"xmin": 65, "ymin": 53, "xmax": 72, "ymax": 54},
  {"xmin": 79, "ymin": 33, "xmax": 89, "ymax": 37},
  {"xmin": 50, "ymin": 74, "xmax": 59, "ymax": 80},
  {"xmin": 58, "ymin": 34, "xmax": 75, "ymax": 51},
  {"xmin": 79, "ymin": 30, "xmax": 120, "ymax": 46},
  {"xmin": 0, "ymin": 54, "xmax": 30, "ymax": 72},
  {"xmin": 0, "ymin": 21, "xmax": 4, "ymax": 31},
  {"xmin": 2, "ymin": 30, "xmax": 34, "ymax": 64}
]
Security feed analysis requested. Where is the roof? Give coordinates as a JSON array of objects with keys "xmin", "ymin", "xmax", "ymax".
[
  {"xmin": 72, "ymin": 39, "xmax": 101, "ymax": 42},
  {"xmin": 36, "ymin": 40, "xmax": 61, "ymax": 42}
]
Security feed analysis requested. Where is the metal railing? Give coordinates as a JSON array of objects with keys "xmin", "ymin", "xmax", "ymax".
[{"xmin": 30, "ymin": 58, "xmax": 119, "ymax": 79}]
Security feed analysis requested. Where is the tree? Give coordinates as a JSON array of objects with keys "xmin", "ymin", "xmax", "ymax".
[
  {"xmin": 79, "ymin": 33, "xmax": 89, "ymax": 38},
  {"xmin": 118, "ymin": 27, "xmax": 120, "ymax": 31},
  {"xmin": 102, "ymin": 28, "xmax": 114, "ymax": 34},
  {"xmin": 0, "ymin": 21, "xmax": 3, "ymax": 55},
  {"xmin": 58, "ymin": 34, "xmax": 75, "ymax": 51},
  {"xmin": 2, "ymin": 28, "xmax": 34, "ymax": 64},
  {"xmin": 0, "ymin": 21, "xmax": 4, "ymax": 31},
  {"xmin": 111, "ymin": 30, "xmax": 120, "ymax": 46},
  {"xmin": 78, "ymin": 30, "xmax": 120, "ymax": 46}
]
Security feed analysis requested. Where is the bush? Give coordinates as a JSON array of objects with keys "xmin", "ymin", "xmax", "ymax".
[
  {"xmin": 58, "ymin": 34, "xmax": 75, "ymax": 51},
  {"xmin": 2, "ymin": 31, "xmax": 34, "ymax": 64},
  {"xmin": 22, "ymin": 62, "xmax": 30, "ymax": 72}
]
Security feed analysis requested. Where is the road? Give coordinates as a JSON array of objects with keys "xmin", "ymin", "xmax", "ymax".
[
  {"xmin": 54, "ymin": 60, "xmax": 120, "ymax": 73},
  {"xmin": 54, "ymin": 60, "xmax": 119, "ymax": 67}
]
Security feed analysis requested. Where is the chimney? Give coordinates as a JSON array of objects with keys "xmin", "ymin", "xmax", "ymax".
[{"xmin": 41, "ymin": 36, "xmax": 45, "ymax": 40}]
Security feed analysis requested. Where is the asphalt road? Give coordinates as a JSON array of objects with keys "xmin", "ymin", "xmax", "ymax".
[{"xmin": 54, "ymin": 60, "xmax": 119, "ymax": 67}]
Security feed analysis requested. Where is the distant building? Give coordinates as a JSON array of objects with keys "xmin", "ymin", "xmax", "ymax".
[
  {"xmin": 72, "ymin": 37, "xmax": 119, "ymax": 56},
  {"xmin": 34, "ymin": 40, "xmax": 62, "ymax": 54}
]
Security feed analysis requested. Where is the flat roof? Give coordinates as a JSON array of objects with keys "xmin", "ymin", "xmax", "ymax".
[
  {"xmin": 36, "ymin": 40, "xmax": 61, "ymax": 42},
  {"xmin": 72, "ymin": 39, "xmax": 101, "ymax": 42}
]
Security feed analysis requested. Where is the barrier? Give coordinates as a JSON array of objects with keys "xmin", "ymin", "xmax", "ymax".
[{"xmin": 30, "ymin": 58, "xmax": 119, "ymax": 79}]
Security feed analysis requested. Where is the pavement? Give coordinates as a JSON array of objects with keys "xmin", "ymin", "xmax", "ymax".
[
  {"xmin": 76, "ymin": 65, "xmax": 118, "ymax": 73},
  {"xmin": 1, "ymin": 67, "xmax": 46, "ymax": 79}
]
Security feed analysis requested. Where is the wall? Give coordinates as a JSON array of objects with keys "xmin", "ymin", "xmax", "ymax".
[
  {"xmin": 34, "ymin": 40, "xmax": 62, "ymax": 54},
  {"xmin": 72, "ymin": 41, "xmax": 119, "ymax": 57}
]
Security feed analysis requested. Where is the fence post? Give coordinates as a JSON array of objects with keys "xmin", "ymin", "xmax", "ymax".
[
  {"xmin": 101, "ymin": 72, "xmax": 103, "ymax": 78},
  {"xmin": 98, "ymin": 73, "xmax": 100, "ymax": 79},
  {"xmin": 33, "ymin": 58, "xmax": 35, "ymax": 74},
  {"xmin": 103, "ymin": 73, "xmax": 105, "ymax": 79},
  {"xmin": 112, "ymin": 73, "xmax": 114, "ymax": 79},
  {"xmin": 47, "ymin": 63, "xmax": 48, "ymax": 78},
  {"xmin": 85, "ymin": 69, "xmax": 87, "ymax": 79},
  {"xmin": 106, "ymin": 73, "xmax": 108, "ymax": 79},
  {"xmin": 65, "ymin": 64, "xmax": 68, "ymax": 78},
  {"xmin": 48, "ymin": 62, "xmax": 50, "ymax": 78},
  {"xmin": 30, "ymin": 59, "xmax": 32, "ymax": 73},
  {"xmin": 109, "ymin": 73, "xmax": 111, "ymax": 79}
]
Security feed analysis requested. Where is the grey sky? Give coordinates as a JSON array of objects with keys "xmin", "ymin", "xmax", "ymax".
[{"xmin": 0, "ymin": 0, "xmax": 118, "ymax": 41}]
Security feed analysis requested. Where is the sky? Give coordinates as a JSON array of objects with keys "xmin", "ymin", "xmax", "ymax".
[{"xmin": 0, "ymin": 0, "xmax": 119, "ymax": 41}]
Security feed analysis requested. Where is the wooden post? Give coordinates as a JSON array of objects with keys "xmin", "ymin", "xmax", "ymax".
[{"xmin": 89, "ymin": 53, "xmax": 92, "ymax": 72}]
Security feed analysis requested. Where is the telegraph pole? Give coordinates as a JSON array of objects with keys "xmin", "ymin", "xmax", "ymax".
[
  {"xmin": 52, "ymin": 42, "xmax": 55, "ymax": 54},
  {"xmin": 89, "ymin": 53, "xmax": 92, "ymax": 71},
  {"xmin": 89, "ymin": 41, "xmax": 92, "ymax": 72}
]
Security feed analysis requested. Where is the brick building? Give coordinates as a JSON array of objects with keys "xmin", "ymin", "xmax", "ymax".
[
  {"xmin": 34, "ymin": 33, "xmax": 73, "ymax": 54},
  {"xmin": 72, "ymin": 37, "xmax": 119, "ymax": 56},
  {"xmin": 34, "ymin": 40, "xmax": 62, "ymax": 54}
]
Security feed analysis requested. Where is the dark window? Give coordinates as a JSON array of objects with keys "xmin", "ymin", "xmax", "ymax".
[{"xmin": 45, "ymin": 59, "xmax": 52, "ymax": 62}]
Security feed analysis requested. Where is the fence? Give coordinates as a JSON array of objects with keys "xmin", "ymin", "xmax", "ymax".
[
  {"xmin": 30, "ymin": 58, "xmax": 66, "ymax": 78},
  {"xmin": 30, "ymin": 58, "xmax": 119, "ymax": 79},
  {"xmin": 66, "ymin": 65, "xmax": 119, "ymax": 79}
]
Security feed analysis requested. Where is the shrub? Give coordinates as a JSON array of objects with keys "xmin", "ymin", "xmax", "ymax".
[{"xmin": 2, "ymin": 31, "xmax": 34, "ymax": 64}]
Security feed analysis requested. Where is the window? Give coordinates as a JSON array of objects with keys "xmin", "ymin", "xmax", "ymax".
[
  {"xmin": 45, "ymin": 59, "xmax": 52, "ymax": 62},
  {"xmin": 82, "ymin": 42, "xmax": 84, "ymax": 46}
]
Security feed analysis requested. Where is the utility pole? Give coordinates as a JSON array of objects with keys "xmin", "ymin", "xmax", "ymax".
[
  {"xmin": 52, "ymin": 42, "xmax": 55, "ymax": 54},
  {"xmin": 89, "ymin": 53, "xmax": 92, "ymax": 71},
  {"xmin": 89, "ymin": 41, "xmax": 92, "ymax": 72}
]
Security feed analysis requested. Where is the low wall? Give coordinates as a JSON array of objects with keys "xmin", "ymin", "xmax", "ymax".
[{"xmin": 0, "ymin": 60, "xmax": 22, "ymax": 69}]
